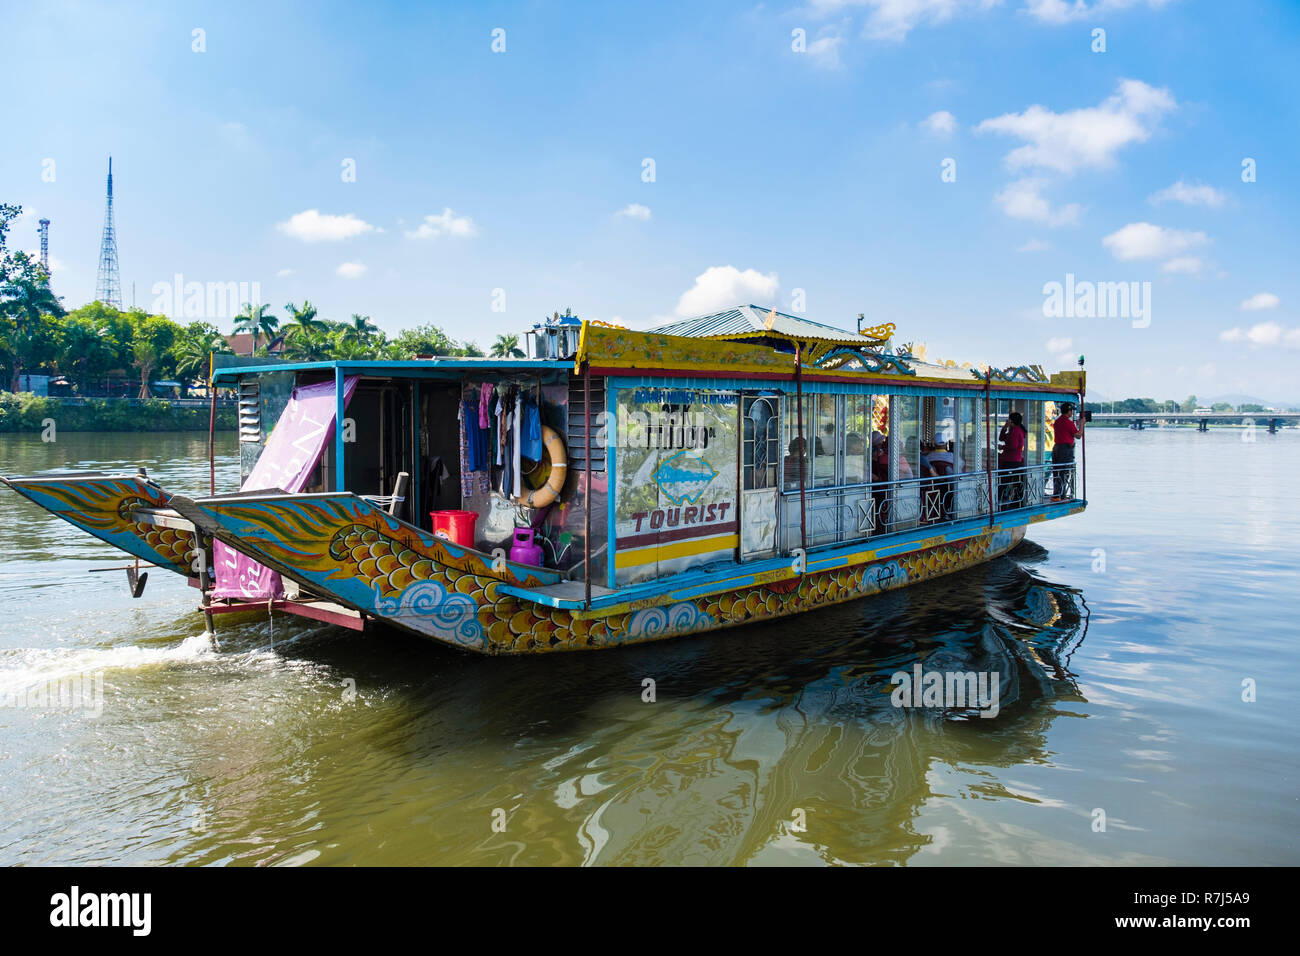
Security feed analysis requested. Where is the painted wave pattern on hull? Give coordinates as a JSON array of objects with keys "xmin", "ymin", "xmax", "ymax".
[
  {"xmin": 6, "ymin": 477, "xmax": 191, "ymax": 573},
  {"xmin": 373, "ymin": 579, "xmax": 485, "ymax": 649},
  {"xmin": 202, "ymin": 493, "xmax": 1020, "ymax": 653}
]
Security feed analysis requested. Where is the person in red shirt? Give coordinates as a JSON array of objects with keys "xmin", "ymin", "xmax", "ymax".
[
  {"xmin": 998, "ymin": 411, "xmax": 1028, "ymax": 508},
  {"xmin": 1050, "ymin": 404, "xmax": 1082, "ymax": 499}
]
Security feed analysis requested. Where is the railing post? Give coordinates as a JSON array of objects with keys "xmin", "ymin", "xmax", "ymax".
[
  {"xmin": 207, "ymin": 352, "xmax": 217, "ymax": 496},
  {"xmin": 984, "ymin": 371, "xmax": 994, "ymax": 526},
  {"xmin": 795, "ymin": 343, "xmax": 807, "ymax": 555},
  {"xmin": 583, "ymin": 359, "xmax": 592, "ymax": 610}
]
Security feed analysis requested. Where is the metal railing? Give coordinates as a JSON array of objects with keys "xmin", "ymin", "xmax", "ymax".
[{"xmin": 778, "ymin": 461, "xmax": 1079, "ymax": 551}]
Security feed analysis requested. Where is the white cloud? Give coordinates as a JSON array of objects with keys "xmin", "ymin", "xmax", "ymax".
[
  {"xmin": 806, "ymin": 29, "xmax": 844, "ymax": 67},
  {"xmin": 1017, "ymin": 238, "xmax": 1051, "ymax": 252},
  {"xmin": 1240, "ymin": 292, "xmax": 1279, "ymax": 311},
  {"xmin": 1218, "ymin": 321, "xmax": 1300, "ymax": 348},
  {"xmin": 1024, "ymin": 0, "xmax": 1177, "ymax": 25},
  {"xmin": 805, "ymin": 1, "xmax": 1002, "ymax": 42},
  {"xmin": 404, "ymin": 208, "xmax": 478, "ymax": 240},
  {"xmin": 1101, "ymin": 222, "xmax": 1208, "ymax": 261},
  {"xmin": 277, "ymin": 209, "xmax": 377, "ymax": 242},
  {"xmin": 993, "ymin": 178, "xmax": 1081, "ymax": 225},
  {"xmin": 1046, "ymin": 336, "xmax": 1072, "ymax": 352},
  {"xmin": 615, "ymin": 203, "xmax": 652, "ymax": 221},
  {"xmin": 674, "ymin": 266, "xmax": 779, "ymax": 317},
  {"xmin": 275, "ymin": 268, "xmax": 294, "ymax": 278},
  {"xmin": 1161, "ymin": 256, "xmax": 1204, "ymax": 275},
  {"xmin": 922, "ymin": 110, "xmax": 957, "ymax": 136},
  {"xmin": 977, "ymin": 78, "xmax": 1175, "ymax": 174},
  {"xmin": 1149, "ymin": 179, "xmax": 1226, "ymax": 208},
  {"xmin": 336, "ymin": 262, "xmax": 368, "ymax": 279}
]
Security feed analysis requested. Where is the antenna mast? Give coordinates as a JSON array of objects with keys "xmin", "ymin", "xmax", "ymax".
[{"xmin": 95, "ymin": 157, "xmax": 122, "ymax": 308}]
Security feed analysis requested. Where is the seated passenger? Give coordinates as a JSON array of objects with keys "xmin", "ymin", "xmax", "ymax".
[{"xmin": 783, "ymin": 436, "xmax": 809, "ymax": 489}]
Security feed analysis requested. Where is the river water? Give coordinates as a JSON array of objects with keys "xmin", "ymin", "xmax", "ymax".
[{"xmin": 0, "ymin": 427, "xmax": 1295, "ymax": 865}]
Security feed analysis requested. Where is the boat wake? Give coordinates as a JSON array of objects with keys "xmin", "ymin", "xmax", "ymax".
[{"xmin": 0, "ymin": 634, "xmax": 219, "ymax": 699}]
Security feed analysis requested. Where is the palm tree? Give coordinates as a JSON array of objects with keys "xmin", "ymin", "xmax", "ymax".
[
  {"xmin": 284, "ymin": 300, "xmax": 324, "ymax": 341},
  {"xmin": 233, "ymin": 303, "xmax": 278, "ymax": 353},
  {"xmin": 346, "ymin": 313, "xmax": 379, "ymax": 344},
  {"xmin": 490, "ymin": 333, "xmax": 525, "ymax": 358},
  {"xmin": 283, "ymin": 326, "xmax": 332, "ymax": 362},
  {"xmin": 174, "ymin": 328, "xmax": 232, "ymax": 390},
  {"xmin": 0, "ymin": 253, "xmax": 64, "ymax": 390},
  {"xmin": 330, "ymin": 329, "xmax": 376, "ymax": 361}
]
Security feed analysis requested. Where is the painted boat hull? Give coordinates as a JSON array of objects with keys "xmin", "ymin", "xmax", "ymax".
[
  {"xmin": 169, "ymin": 490, "xmax": 1033, "ymax": 655},
  {"xmin": 0, "ymin": 473, "xmax": 193, "ymax": 575}
]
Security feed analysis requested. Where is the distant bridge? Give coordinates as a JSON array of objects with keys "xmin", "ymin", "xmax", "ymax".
[{"xmin": 1089, "ymin": 412, "xmax": 1299, "ymax": 432}]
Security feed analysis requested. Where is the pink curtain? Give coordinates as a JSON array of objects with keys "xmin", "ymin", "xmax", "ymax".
[{"xmin": 212, "ymin": 376, "xmax": 358, "ymax": 601}]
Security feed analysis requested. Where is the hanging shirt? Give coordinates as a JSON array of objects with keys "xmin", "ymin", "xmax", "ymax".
[{"xmin": 521, "ymin": 395, "xmax": 543, "ymax": 461}]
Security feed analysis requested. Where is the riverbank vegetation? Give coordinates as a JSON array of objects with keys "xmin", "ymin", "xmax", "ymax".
[
  {"xmin": 0, "ymin": 391, "xmax": 238, "ymax": 433},
  {"xmin": 1, "ymin": 203, "xmax": 507, "ymax": 399}
]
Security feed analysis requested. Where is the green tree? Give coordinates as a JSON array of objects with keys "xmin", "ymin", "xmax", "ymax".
[
  {"xmin": 490, "ymin": 333, "xmax": 524, "ymax": 358},
  {"xmin": 284, "ymin": 300, "xmax": 323, "ymax": 340},
  {"xmin": 0, "ymin": 204, "xmax": 65, "ymax": 390},
  {"xmin": 392, "ymin": 323, "xmax": 457, "ymax": 358},
  {"xmin": 128, "ymin": 311, "xmax": 180, "ymax": 398},
  {"xmin": 173, "ymin": 322, "xmax": 231, "ymax": 392},
  {"xmin": 62, "ymin": 302, "xmax": 133, "ymax": 392},
  {"xmin": 1180, "ymin": 394, "xmax": 1198, "ymax": 413},
  {"xmin": 233, "ymin": 302, "xmax": 279, "ymax": 353},
  {"xmin": 346, "ymin": 313, "xmax": 379, "ymax": 343}
]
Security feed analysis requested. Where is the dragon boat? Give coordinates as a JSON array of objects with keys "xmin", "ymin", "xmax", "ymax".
[{"xmin": 2, "ymin": 306, "xmax": 1088, "ymax": 654}]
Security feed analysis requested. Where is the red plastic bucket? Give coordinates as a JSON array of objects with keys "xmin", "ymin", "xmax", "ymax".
[{"xmin": 430, "ymin": 510, "xmax": 478, "ymax": 546}]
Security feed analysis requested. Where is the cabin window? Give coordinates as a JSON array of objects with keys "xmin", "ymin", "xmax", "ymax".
[
  {"xmin": 743, "ymin": 396, "xmax": 779, "ymax": 490},
  {"xmin": 844, "ymin": 393, "xmax": 871, "ymax": 484}
]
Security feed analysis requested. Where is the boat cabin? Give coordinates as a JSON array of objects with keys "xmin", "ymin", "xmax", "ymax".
[{"xmin": 211, "ymin": 307, "xmax": 1086, "ymax": 601}]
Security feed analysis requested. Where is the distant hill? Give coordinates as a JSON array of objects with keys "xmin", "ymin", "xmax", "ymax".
[{"xmin": 1206, "ymin": 393, "xmax": 1299, "ymax": 410}]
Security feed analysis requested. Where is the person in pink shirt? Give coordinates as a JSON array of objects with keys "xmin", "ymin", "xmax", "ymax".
[
  {"xmin": 1050, "ymin": 404, "xmax": 1082, "ymax": 499},
  {"xmin": 998, "ymin": 411, "xmax": 1027, "ymax": 508}
]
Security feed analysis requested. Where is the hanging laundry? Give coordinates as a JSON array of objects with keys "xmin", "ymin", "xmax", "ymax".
[
  {"xmin": 457, "ymin": 402, "xmax": 474, "ymax": 498},
  {"xmin": 428, "ymin": 456, "xmax": 451, "ymax": 497},
  {"xmin": 521, "ymin": 394, "xmax": 543, "ymax": 462},
  {"xmin": 479, "ymin": 382, "xmax": 493, "ymax": 430}
]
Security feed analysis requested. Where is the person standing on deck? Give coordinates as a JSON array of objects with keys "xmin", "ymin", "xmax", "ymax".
[
  {"xmin": 998, "ymin": 411, "xmax": 1027, "ymax": 508},
  {"xmin": 1051, "ymin": 404, "xmax": 1082, "ymax": 499}
]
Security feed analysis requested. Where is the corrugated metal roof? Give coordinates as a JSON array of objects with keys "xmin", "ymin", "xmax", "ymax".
[{"xmin": 649, "ymin": 305, "xmax": 870, "ymax": 343}]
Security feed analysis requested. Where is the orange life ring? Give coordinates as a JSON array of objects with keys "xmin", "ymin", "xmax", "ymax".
[{"xmin": 513, "ymin": 425, "xmax": 567, "ymax": 508}]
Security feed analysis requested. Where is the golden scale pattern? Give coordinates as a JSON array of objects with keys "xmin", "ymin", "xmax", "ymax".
[{"xmin": 324, "ymin": 519, "xmax": 1005, "ymax": 653}]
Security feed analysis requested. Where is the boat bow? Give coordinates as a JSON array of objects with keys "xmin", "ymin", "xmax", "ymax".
[
  {"xmin": 1, "ymin": 472, "xmax": 194, "ymax": 575},
  {"xmin": 169, "ymin": 491, "xmax": 565, "ymax": 651}
]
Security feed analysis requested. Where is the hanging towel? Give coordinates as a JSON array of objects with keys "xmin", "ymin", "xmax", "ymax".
[
  {"xmin": 513, "ymin": 393, "xmax": 522, "ymax": 499},
  {"xmin": 457, "ymin": 401, "xmax": 474, "ymax": 498}
]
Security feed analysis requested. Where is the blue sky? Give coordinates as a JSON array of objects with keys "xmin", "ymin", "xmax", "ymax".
[{"xmin": 5, "ymin": 0, "xmax": 1299, "ymax": 401}]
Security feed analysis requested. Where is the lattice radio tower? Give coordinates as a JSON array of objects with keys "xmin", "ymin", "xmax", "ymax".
[
  {"xmin": 95, "ymin": 157, "xmax": 122, "ymax": 308},
  {"xmin": 38, "ymin": 219, "xmax": 50, "ymax": 273}
]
